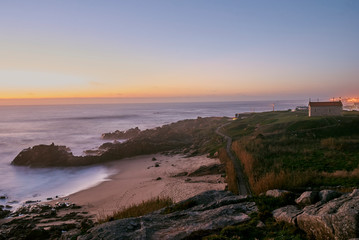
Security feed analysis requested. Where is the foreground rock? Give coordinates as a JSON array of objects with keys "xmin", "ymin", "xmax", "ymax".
[
  {"xmin": 79, "ymin": 190, "xmax": 256, "ymax": 240},
  {"xmin": 273, "ymin": 189, "xmax": 359, "ymax": 240},
  {"xmin": 0, "ymin": 202, "xmax": 93, "ymax": 240},
  {"xmin": 265, "ymin": 189, "xmax": 292, "ymax": 198},
  {"xmin": 295, "ymin": 191, "xmax": 319, "ymax": 206}
]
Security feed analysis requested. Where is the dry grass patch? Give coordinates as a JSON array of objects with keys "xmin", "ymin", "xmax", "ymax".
[
  {"xmin": 98, "ymin": 196, "xmax": 173, "ymax": 223},
  {"xmin": 218, "ymin": 148, "xmax": 239, "ymax": 194}
]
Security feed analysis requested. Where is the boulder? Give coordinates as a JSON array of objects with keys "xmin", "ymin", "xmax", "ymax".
[
  {"xmin": 265, "ymin": 189, "xmax": 292, "ymax": 198},
  {"xmin": 256, "ymin": 221, "xmax": 265, "ymax": 228},
  {"xmin": 296, "ymin": 190, "xmax": 359, "ymax": 240},
  {"xmin": 272, "ymin": 205, "xmax": 302, "ymax": 225},
  {"xmin": 295, "ymin": 191, "xmax": 319, "ymax": 206},
  {"xmin": 318, "ymin": 190, "xmax": 342, "ymax": 203},
  {"xmin": 273, "ymin": 189, "xmax": 359, "ymax": 240},
  {"xmin": 78, "ymin": 190, "xmax": 257, "ymax": 240},
  {"xmin": 11, "ymin": 144, "xmax": 76, "ymax": 167}
]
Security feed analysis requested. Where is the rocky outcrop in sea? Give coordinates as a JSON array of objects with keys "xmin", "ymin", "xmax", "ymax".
[
  {"xmin": 101, "ymin": 127, "xmax": 141, "ymax": 140},
  {"xmin": 11, "ymin": 117, "xmax": 226, "ymax": 167}
]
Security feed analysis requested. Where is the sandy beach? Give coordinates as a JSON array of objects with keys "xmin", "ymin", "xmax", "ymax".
[{"xmin": 52, "ymin": 154, "xmax": 226, "ymax": 219}]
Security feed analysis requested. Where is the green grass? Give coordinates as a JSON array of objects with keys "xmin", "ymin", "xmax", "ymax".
[{"xmin": 225, "ymin": 111, "xmax": 359, "ymax": 193}]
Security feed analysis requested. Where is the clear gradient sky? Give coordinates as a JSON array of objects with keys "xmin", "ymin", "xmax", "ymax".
[{"xmin": 0, "ymin": 0, "xmax": 358, "ymax": 104}]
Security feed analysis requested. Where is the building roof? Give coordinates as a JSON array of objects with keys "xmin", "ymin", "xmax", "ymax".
[{"xmin": 309, "ymin": 101, "xmax": 343, "ymax": 107}]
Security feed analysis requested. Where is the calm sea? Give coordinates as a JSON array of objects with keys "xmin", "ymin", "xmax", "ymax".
[{"xmin": 0, "ymin": 100, "xmax": 306, "ymax": 208}]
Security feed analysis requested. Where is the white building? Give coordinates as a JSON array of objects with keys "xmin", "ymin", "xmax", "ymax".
[{"xmin": 308, "ymin": 101, "xmax": 343, "ymax": 117}]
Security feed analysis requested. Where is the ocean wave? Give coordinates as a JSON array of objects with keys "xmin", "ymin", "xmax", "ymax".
[
  {"xmin": 6, "ymin": 114, "xmax": 140, "ymax": 123},
  {"xmin": 55, "ymin": 114, "xmax": 139, "ymax": 121}
]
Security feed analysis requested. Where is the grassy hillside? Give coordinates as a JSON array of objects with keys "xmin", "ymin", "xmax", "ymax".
[{"xmin": 224, "ymin": 110, "xmax": 359, "ymax": 194}]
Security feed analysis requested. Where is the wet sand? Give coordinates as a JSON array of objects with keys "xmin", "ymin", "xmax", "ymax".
[{"xmin": 52, "ymin": 154, "xmax": 226, "ymax": 219}]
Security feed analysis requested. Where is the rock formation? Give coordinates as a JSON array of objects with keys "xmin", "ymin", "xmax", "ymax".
[
  {"xmin": 101, "ymin": 127, "xmax": 141, "ymax": 140},
  {"xmin": 273, "ymin": 189, "xmax": 359, "ymax": 240},
  {"xmin": 0, "ymin": 202, "xmax": 93, "ymax": 239},
  {"xmin": 12, "ymin": 117, "xmax": 226, "ymax": 167},
  {"xmin": 265, "ymin": 189, "xmax": 292, "ymax": 198},
  {"xmin": 11, "ymin": 144, "xmax": 77, "ymax": 167},
  {"xmin": 79, "ymin": 190, "xmax": 256, "ymax": 240},
  {"xmin": 295, "ymin": 191, "xmax": 319, "ymax": 206}
]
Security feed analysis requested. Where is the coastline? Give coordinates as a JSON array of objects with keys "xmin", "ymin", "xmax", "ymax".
[{"xmin": 50, "ymin": 154, "xmax": 226, "ymax": 219}]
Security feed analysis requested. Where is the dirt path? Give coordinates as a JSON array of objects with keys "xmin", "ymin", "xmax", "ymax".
[{"xmin": 216, "ymin": 122, "xmax": 251, "ymax": 195}]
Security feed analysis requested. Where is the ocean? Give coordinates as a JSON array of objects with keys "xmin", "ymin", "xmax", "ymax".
[{"xmin": 0, "ymin": 100, "xmax": 306, "ymax": 209}]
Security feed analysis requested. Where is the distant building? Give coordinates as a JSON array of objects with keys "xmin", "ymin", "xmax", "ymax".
[
  {"xmin": 308, "ymin": 101, "xmax": 343, "ymax": 117},
  {"xmin": 295, "ymin": 106, "xmax": 309, "ymax": 111}
]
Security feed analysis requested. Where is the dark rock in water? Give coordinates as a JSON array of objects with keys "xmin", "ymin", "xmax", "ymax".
[
  {"xmin": 78, "ymin": 190, "xmax": 256, "ymax": 240},
  {"xmin": 25, "ymin": 200, "xmax": 40, "ymax": 204},
  {"xmin": 0, "ymin": 195, "xmax": 7, "ymax": 199},
  {"xmin": 11, "ymin": 143, "xmax": 76, "ymax": 167},
  {"xmin": 101, "ymin": 127, "xmax": 141, "ymax": 140},
  {"xmin": 188, "ymin": 163, "xmax": 225, "ymax": 177},
  {"xmin": 11, "ymin": 117, "xmax": 228, "ymax": 167},
  {"xmin": 0, "ymin": 208, "xmax": 10, "ymax": 219}
]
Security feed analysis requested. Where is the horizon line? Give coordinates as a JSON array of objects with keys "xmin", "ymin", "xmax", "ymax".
[{"xmin": 0, "ymin": 96, "xmax": 314, "ymax": 106}]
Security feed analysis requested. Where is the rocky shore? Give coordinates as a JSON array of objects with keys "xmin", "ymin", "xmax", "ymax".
[
  {"xmin": 101, "ymin": 127, "xmax": 141, "ymax": 140},
  {"xmin": 12, "ymin": 117, "xmax": 227, "ymax": 167},
  {"xmin": 0, "ymin": 201, "xmax": 94, "ymax": 240},
  {"xmin": 3, "ymin": 188, "xmax": 359, "ymax": 239},
  {"xmin": 6, "ymin": 116, "xmax": 359, "ymax": 239},
  {"xmin": 1, "ymin": 153, "xmax": 227, "ymax": 239}
]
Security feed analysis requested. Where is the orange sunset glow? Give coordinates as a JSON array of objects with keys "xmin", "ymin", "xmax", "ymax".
[{"xmin": 0, "ymin": 1, "xmax": 358, "ymax": 105}]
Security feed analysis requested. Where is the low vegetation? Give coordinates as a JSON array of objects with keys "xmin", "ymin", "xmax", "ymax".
[
  {"xmin": 225, "ymin": 110, "xmax": 359, "ymax": 194},
  {"xmin": 98, "ymin": 196, "xmax": 173, "ymax": 223},
  {"xmin": 202, "ymin": 194, "xmax": 305, "ymax": 240},
  {"xmin": 218, "ymin": 148, "xmax": 239, "ymax": 194}
]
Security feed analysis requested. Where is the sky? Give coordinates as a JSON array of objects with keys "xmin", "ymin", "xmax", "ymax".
[{"xmin": 0, "ymin": 0, "xmax": 358, "ymax": 104}]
